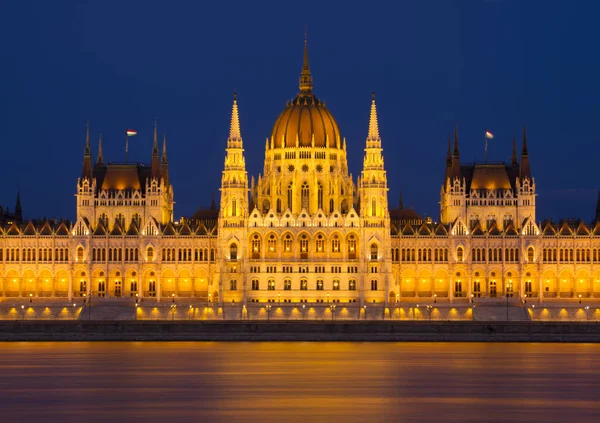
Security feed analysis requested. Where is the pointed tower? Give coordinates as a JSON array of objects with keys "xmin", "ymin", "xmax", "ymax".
[
  {"xmin": 440, "ymin": 125, "xmax": 466, "ymax": 224},
  {"xmin": 161, "ymin": 132, "xmax": 169, "ymax": 188},
  {"xmin": 14, "ymin": 191, "xmax": 22, "ymax": 223},
  {"xmin": 520, "ymin": 125, "xmax": 531, "ymax": 179},
  {"xmin": 298, "ymin": 32, "xmax": 313, "ymax": 95},
  {"xmin": 219, "ymin": 93, "xmax": 249, "ymax": 221},
  {"xmin": 81, "ymin": 121, "xmax": 93, "ymax": 180},
  {"xmin": 96, "ymin": 133, "xmax": 104, "ymax": 166},
  {"xmin": 595, "ymin": 191, "xmax": 600, "ymax": 224},
  {"xmin": 451, "ymin": 125, "xmax": 461, "ymax": 180},
  {"xmin": 359, "ymin": 93, "xmax": 389, "ymax": 220},
  {"xmin": 151, "ymin": 120, "xmax": 160, "ymax": 179}
]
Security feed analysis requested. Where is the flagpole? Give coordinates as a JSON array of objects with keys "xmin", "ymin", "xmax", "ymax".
[
  {"xmin": 485, "ymin": 136, "xmax": 488, "ymax": 164},
  {"xmin": 125, "ymin": 131, "xmax": 129, "ymax": 164}
]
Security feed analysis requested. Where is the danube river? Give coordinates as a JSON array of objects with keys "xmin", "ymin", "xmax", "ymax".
[{"xmin": 0, "ymin": 342, "xmax": 598, "ymax": 422}]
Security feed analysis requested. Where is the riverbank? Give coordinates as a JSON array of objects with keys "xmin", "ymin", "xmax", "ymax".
[{"xmin": 1, "ymin": 321, "xmax": 600, "ymax": 342}]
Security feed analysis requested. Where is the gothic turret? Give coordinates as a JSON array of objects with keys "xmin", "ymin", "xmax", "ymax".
[
  {"xmin": 151, "ymin": 120, "xmax": 160, "ymax": 179},
  {"xmin": 14, "ymin": 191, "xmax": 22, "ymax": 223},
  {"xmin": 451, "ymin": 125, "xmax": 461, "ymax": 180},
  {"xmin": 219, "ymin": 93, "xmax": 248, "ymax": 220},
  {"xmin": 161, "ymin": 133, "xmax": 169, "ymax": 188},
  {"xmin": 81, "ymin": 121, "xmax": 93, "ymax": 180},
  {"xmin": 96, "ymin": 133, "xmax": 104, "ymax": 166},
  {"xmin": 359, "ymin": 93, "xmax": 388, "ymax": 219},
  {"xmin": 520, "ymin": 125, "xmax": 531, "ymax": 179}
]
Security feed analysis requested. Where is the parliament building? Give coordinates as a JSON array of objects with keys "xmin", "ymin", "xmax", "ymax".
[{"xmin": 1, "ymin": 39, "xmax": 599, "ymax": 309}]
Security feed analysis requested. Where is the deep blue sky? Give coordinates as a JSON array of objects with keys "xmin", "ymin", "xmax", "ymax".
[{"xmin": 1, "ymin": 0, "xmax": 598, "ymax": 222}]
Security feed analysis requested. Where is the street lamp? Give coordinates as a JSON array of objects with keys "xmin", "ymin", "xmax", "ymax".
[
  {"xmin": 170, "ymin": 304, "xmax": 176, "ymax": 321},
  {"xmin": 434, "ymin": 293, "xmax": 437, "ymax": 304},
  {"xmin": 29, "ymin": 293, "xmax": 32, "ymax": 303},
  {"xmin": 470, "ymin": 293, "xmax": 474, "ymax": 304},
  {"xmin": 426, "ymin": 305, "xmax": 433, "ymax": 321},
  {"xmin": 172, "ymin": 293, "xmax": 175, "ymax": 303},
  {"xmin": 585, "ymin": 305, "xmax": 590, "ymax": 321},
  {"xmin": 302, "ymin": 303, "xmax": 306, "ymax": 320},
  {"xmin": 327, "ymin": 293, "xmax": 329, "ymax": 303},
  {"xmin": 506, "ymin": 292, "xmax": 509, "ymax": 321},
  {"xmin": 189, "ymin": 304, "xmax": 193, "ymax": 320},
  {"xmin": 330, "ymin": 304, "xmax": 336, "ymax": 322},
  {"xmin": 21, "ymin": 305, "xmax": 25, "ymax": 321},
  {"xmin": 579, "ymin": 294, "xmax": 582, "ymax": 304},
  {"xmin": 524, "ymin": 294, "xmax": 527, "ymax": 304},
  {"xmin": 278, "ymin": 293, "xmax": 281, "ymax": 304},
  {"xmin": 266, "ymin": 304, "xmax": 272, "ymax": 321},
  {"xmin": 363, "ymin": 305, "xmax": 367, "ymax": 320}
]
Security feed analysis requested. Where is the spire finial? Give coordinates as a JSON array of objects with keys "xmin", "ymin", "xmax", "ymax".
[
  {"xmin": 97, "ymin": 133, "xmax": 104, "ymax": 165},
  {"xmin": 228, "ymin": 92, "xmax": 242, "ymax": 145},
  {"xmin": 367, "ymin": 92, "xmax": 380, "ymax": 141},
  {"xmin": 152, "ymin": 119, "xmax": 159, "ymax": 157},
  {"xmin": 162, "ymin": 132, "xmax": 168, "ymax": 163},
  {"xmin": 299, "ymin": 28, "xmax": 313, "ymax": 93},
  {"xmin": 453, "ymin": 124, "xmax": 460, "ymax": 155},
  {"xmin": 84, "ymin": 121, "xmax": 91, "ymax": 156}
]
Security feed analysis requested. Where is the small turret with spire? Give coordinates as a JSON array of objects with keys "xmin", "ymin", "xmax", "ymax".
[
  {"xmin": 96, "ymin": 133, "xmax": 104, "ymax": 166},
  {"xmin": 161, "ymin": 132, "xmax": 169, "ymax": 187},
  {"xmin": 14, "ymin": 190, "xmax": 22, "ymax": 223},
  {"xmin": 511, "ymin": 134, "xmax": 518, "ymax": 168},
  {"xmin": 520, "ymin": 124, "xmax": 531, "ymax": 179},
  {"xmin": 81, "ymin": 121, "xmax": 93, "ymax": 180},
  {"xmin": 151, "ymin": 120, "xmax": 160, "ymax": 179},
  {"xmin": 451, "ymin": 125, "xmax": 461, "ymax": 180}
]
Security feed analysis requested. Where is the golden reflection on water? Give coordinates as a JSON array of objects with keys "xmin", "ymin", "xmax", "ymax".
[{"xmin": 0, "ymin": 342, "xmax": 599, "ymax": 422}]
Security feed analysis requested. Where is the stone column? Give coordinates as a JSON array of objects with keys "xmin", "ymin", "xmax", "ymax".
[
  {"xmin": 68, "ymin": 272, "xmax": 73, "ymax": 301},
  {"xmin": 156, "ymin": 274, "xmax": 161, "ymax": 302}
]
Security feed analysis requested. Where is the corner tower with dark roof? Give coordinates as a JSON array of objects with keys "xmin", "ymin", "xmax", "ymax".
[{"xmin": 440, "ymin": 126, "xmax": 535, "ymax": 231}]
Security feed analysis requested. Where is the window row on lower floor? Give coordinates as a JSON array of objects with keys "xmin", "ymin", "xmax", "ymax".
[{"xmin": 228, "ymin": 279, "xmax": 379, "ymax": 291}]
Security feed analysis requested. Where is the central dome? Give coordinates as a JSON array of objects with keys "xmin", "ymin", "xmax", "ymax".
[
  {"xmin": 271, "ymin": 94, "xmax": 341, "ymax": 149},
  {"xmin": 270, "ymin": 37, "xmax": 341, "ymax": 149}
]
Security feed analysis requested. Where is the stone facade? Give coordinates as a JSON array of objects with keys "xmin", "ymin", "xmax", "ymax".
[{"xmin": 1, "ymin": 39, "xmax": 599, "ymax": 308}]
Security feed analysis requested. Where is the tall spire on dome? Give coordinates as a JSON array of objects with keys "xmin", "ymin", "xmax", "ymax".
[
  {"xmin": 453, "ymin": 124, "xmax": 460, "ymax": 156},
  {"xmin": 521, "ymin": 124, "xmax": 529, "ymax": 156},
  {"xmin": 367, "ymin": 92, "xmax": 380, "ymax": 144},
  {"xmin": 97, "ymin": 133, "xmax": 104, "ymax": 165},
  {"xmin": 161, "ymin": 132, "xmax": 169, "ymax": 187},
  {"xmin": 152, "ymin": 119, "xmax": 159, "ymax": 157},
  {"xmin": 446, "ymin": 133, "xmax": 452, "ymax": 165},
  {"xmin": 299, "ymin": 28, "xmax": 313, "ymax": 94},
  {"xmin": 451, "ymin": 125, "xmax": 461, "ymax": 180},
  {"xmin": 228, "ymin": 92, "xmax": 242, "ymax": 147}
]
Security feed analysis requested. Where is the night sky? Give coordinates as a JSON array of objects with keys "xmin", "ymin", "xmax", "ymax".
[{"xmin": 1, "ymin": 0, "xmax": 598, "ymax": 223}]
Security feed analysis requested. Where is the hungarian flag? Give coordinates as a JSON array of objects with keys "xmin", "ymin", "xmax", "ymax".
[
  {"xmin": 126, "ymin": 129, "xmax": 137, "ymax": 136},
  {"xmin": 485, "ymin": 130, "xmax": 494, "ymax": 139}
]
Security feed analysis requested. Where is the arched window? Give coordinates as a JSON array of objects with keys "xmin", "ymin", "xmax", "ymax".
[
  {"xmin": 287, "ymin": 183, "xmax": 293, "ymax": 210},
  {"xmin": 370, "ymin": 243, "xmax": 378, "ymax": 260},
  {"xmin": 230, "ymin": 280, "xmax": 237, "ymax": 290},
  {"xmin": 230, "ymin": 243, "xmax": 238, "ymax": 260},
  {"xmin": 77, "ymin": 246, "xmax": 84, "ymax": 262},
  {"xmin": 348, "ymin": 235, "xmax": 357, "ymax": 259},
  {"xmin": 371, "ymin": 198, "xmax": 376, "ymax": 216},
  {"xmin": 333, "ymin": 279, "xmax": 340, "ymax": 291},
  {"xmin": 317, "ymin": 183, "xmax": 323, "ymax": 210},
  {"xmin": 331, "ymin": 235, "xmax": 340, "ymax": 253},
  {"xmin": 300, "ymin": 234, "xmax": 309, "ymax": 259},
  {"xmin": 276, "ymin": 198, "xmax": 281, "ymax": 213},
  {"xmin": 251, "ymin": 279, "xmax": 259, "ymax": 290},
  {"xmin": 268, "ymin": 279, "xmax": 275, "ymax": 290},
  {"xmin": 316, "ymin": 234, "xmax": 325, "ymax": 252},
  {"xmin": 349, "ymin": 279, "xmax": 356, "ymax": 291},
  {"xmin": 267, "ymin": 234, "xmax": 276, "ymax": 253},
  {"xmin": 527, "ymin": 246, "xmax": 534, "ymax": 262},
  {"xmin": 330, "ymin": 198, "xmax": 334, "ymax": 213},
  {"xmin": 283, "ymin": 234, "xmax": 292, "ymax": 252},
  {"xmin": 301, "ymin": 182, "xmax": 309, "ymax": 211},
  {"xmin": 316, "ymin": 279, "xmax": 324, "ymax": 290},
  {"xmin": 251, "ymin": 234, "xmax": 261, "ymax": 259},
  {"xmin": 300, "ymin": 279, "xmax": 308, "ymax": 290},
  {"xmin": 262, "ymin": 199, "xmax": 270, "ymax": 214},
  {"xmin": 284, "ymin": 279, "xmax": 292, "ymax": 290},
  {"xmin": 371, "ymin": 279, "xmax": 378, "ymax": 290},
  {"xmin": 457, "ymin": 246, "xmax": 464, "ymax": 262},
  {"xmin": 231, "ymin": 198, "xmax": 237, "ymax": 216}
]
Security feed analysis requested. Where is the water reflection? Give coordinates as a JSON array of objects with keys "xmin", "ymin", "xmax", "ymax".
[{"xmin": 0, "ymin": 342, "xmax": 599, "ymax": 422}]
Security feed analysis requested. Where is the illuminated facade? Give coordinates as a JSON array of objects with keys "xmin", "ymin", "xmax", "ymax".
[{"xmin": 1, "ymin": 38, "xmax": 599, "ymax": 307}]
